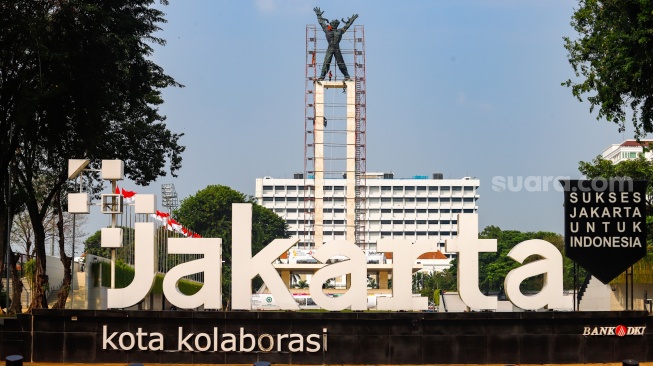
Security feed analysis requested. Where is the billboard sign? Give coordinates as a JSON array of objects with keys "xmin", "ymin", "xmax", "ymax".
[{"xmin": 562, "ymin": 179, "xmax": 647, "ymax": 284}]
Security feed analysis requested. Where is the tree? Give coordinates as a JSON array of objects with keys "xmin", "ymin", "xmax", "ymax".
[
  {"xmin": 294, "ymin": 280, "xmax": 309, "ymax": 289},
  {"xmin": 12, "ymin": 205, "xmax": 87, "ymax": 258},
  {"xmin": 563, "ymin": 0, "xmax": 653, "ymax": 138},
  {"xmin": 0, "ymin": 0, "xmax": 184, "ymax": 309},
  {"xmin": 11, "ymin": 197, "xmax": 87, "ymax": 311},
  {"xmin": 579, "ymin": 154, "xmax": 653, "ymax": 213},
  {"xmin": 411, "ymin": 270, "xmax": 456, "ymax": 306},
  {"xmin": 578, "ymin": 154, "xmax": 653, "ymax": 241},
  {"xmin": 84, "ymin": 227, "xmax": 134, "ymax": 261},
  {"xmin": 174, "ymin": 185, "xmax": 289, "ymax": 308}
]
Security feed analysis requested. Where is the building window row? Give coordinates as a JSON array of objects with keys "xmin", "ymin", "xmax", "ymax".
[
  {"xmin": 291, "ymin": 231, "xmax": 459, "ymax": 238},
  {"xmin": 286, "ymin": 219, "xmax": 315, "ymax": 225},
  {"xmin": 376, "ymin": 219, "xmax": 457, "ymax": 225},
  {"xmin": 263, "ymin": 185, "xmax": 307, "ymax": 191},
  {"xmin": 270, "ymin": 207, "xmax": 476, "ymax": 215},
  {"xmin": 368, "ymin": 197, "xmax": 474, "ymax": 204},
  {"xmin": 272, "ymin": 208, "xmax": 475, "ymax": 215},
  {"xmin": 263, "ymin": 196, "xmax": 476, "ymax": 203},
  {"xmin": 288, "ymin": 220, "xmax": 460, "ymax": 227},
  {"xmin": 264, "ymin": 185, "xmax": 477, "ymax": 193},
  {"xmin": 376, "ymin": 208, "xmax": 474, "ymax": 214},
  {"xmin": 323, "ymin": 231, "xmax": 345, "ymax": 236},
  {"xmin": 323, "ymin": 220, "xmax": 346, "ymax": 225},
  {"xmin": 377, "ymin": 231, "xmax": 458, "ymax": 237}
]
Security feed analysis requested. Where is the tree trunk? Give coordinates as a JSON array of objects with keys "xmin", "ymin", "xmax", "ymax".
[
  {"xmin": 21, "ymin": 178, "xmax": 49, "ymax": 311},
  {"xmin": 0, "ymin": 209, "xmax": 6, "ymax": 309},
  {"xmin": 52, "ymin": 192, "xmax": 71, "ymax": 309},
  {"xmin": 27, "ymin": 216, "xmax": 48, "ymax": 310},
  {"xmin": 8, "ymin": 251, "xmax": 23, "ymax": 314}
]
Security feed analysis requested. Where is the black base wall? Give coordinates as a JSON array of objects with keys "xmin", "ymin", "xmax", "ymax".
[{"xmin": 1, "ymin": 309, "xmax": 651, "ymax": 364}]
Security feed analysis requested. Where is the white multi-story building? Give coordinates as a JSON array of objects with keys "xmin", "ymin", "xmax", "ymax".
[
  {"xmin": 601, "ymin": 140, "xmax": 653, "ymax": 162},
  {"xmin": 255, "ymin": 172, "xmax": 479, "ymax": 258}
]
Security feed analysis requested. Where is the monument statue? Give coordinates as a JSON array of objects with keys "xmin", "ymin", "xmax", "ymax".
[{"xmin": 313, "ymin": 7, "xmax": 358, "ymax": 81}]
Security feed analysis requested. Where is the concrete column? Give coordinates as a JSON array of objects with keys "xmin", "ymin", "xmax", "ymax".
[
  {"xmin": 314, "ymin": 82, "xmax": 325, "ymax": 248},
  {"xmin": 281, "ymin": 270, "xmax": 291, "ymax": 288},
  {"xmin": 345, "ymin": 80, "xmax": 356, "ymax": 243},
  {"xmin": 379, "ymin": 271, "xmax": 389, "ymax": 290},
  {"xmin": 314, "ymin": 80, "xmax": 356, "ymax": 247}
]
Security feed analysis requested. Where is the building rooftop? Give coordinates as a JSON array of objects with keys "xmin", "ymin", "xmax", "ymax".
[{"xmin": 618, "ymin": 140, "xmax": 653, "ymax": 147}]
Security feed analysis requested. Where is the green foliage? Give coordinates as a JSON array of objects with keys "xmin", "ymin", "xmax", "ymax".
[
  {"xmin": 411, "ymin": 271, "xmax": 455, "ymax": 304},
  {"xmin": 433, "ymin": 270, "xmax": 457, "ymax": 291},
  {"xmin": 91, "ymin": 259, "xmax": 201, "ymax": 295},
  {"xmin": 563, "ymin": 0, "xmax": 653, "ymax": 137},
  {"xmin": 294, "ymin": 280, "xmax": 309, "ymax": 289},
  {"xmin": 613, "ymin": 248, "xmax": 653, "ymax": 284},
  {"xmin": 367, "ymin": 276, "xmax": 377, "ymax": 289},
  {"xmin": 84, "ymin": 227, "xmax": 135, "ymax": 261},
  {"xmin": 433, "ymin": 289, "xmax": 440, "ymax": 307},
  {"xmin": 579, "ymin": 154, "xmax": 653, "ymax": 242},
  {"xmin": 23, "ymin": 259, "xmax": 36, "ymax": 290},
  {"xmin": 322, "ymin": 278, "xmax": 336, "ymax": 289},
  {"xmin": 174, "ymin": 185, "xmax": 289, "ymax": 307},
  {"xmin": 84, "ymin": 232, "xmax": 108, "ymax": 259},
  {"xmin": 579, "ymin": 154, "xmax": 653, "ymax": 218},
  {"xmin": 176, "ymin": 278, "xmax": 202, "ymax": 296}
]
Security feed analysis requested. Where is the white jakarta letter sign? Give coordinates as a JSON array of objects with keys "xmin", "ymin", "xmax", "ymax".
[
  {"xmin": 445, "ymin": 214, "xmax": 498, "ymax": 310},
  {"xmin": 231, "ymin": 203, "xmax": 299, "ymax": 310},
  {"xmin": 504, "ymin": 239, "xmax": 566, "ymax": 310},
  {"xmin": 376, "ymin": 239, "xmax": 440, "ymax": 311},
  {"xmin": 107, "ymin": 223, "xmax": 222, "ymax": 309},
  {"xmin": 108, "ymin": 222, "xmax": 157, "ymax": 309},
  {"xmin": 309, "ymin": 240, "xmax": 367, "ymax": 311},
  {"xmin": 162, "ymin": 238, "xmax": 223, "ymax": 309}
]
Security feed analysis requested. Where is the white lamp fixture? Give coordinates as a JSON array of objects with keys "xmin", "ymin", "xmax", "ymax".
[{"xmin": 101, "ymin": 160, "xmax": 124, "ymax": 180}]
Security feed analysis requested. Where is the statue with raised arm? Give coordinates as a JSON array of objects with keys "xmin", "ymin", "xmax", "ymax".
[{"xmin": 314, "ymin": 7, "xmax": 358, "ymax": 81}]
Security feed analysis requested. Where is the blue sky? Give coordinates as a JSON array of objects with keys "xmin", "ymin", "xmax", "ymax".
[{"xmin": 88, "ymin": 0, "xmax": 632, "ymax": 237}]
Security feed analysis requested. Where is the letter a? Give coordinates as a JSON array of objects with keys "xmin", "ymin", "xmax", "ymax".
[
  {"xmin": 309, "ymin": 240, "xmax": 367, "ymax": 311},
  {"xmin": 162, "ymin": 237, "xmax": 222, "ymax": 309},
  {"xmin": 504, "ymin": 239, "xmax": 566, "ymax": 310}
]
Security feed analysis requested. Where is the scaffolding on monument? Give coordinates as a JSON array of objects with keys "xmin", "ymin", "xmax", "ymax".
[{"xmin": 304, "ymin": 24, "xmax": 366, "ymax": 249}]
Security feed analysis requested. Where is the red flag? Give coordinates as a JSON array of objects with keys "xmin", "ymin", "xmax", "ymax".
[
  {"xmin": 121, "ymin": 188, "xmax": 136, "ymax": 199},
  {"xmin": 121, "ymin": 187, "xmax": 136, "ymax": 203}
]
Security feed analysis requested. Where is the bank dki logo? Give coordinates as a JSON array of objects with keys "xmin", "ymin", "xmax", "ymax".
[{"xmin": 583, "ymin": 325, "xmax": 646, "ymax": 336}]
